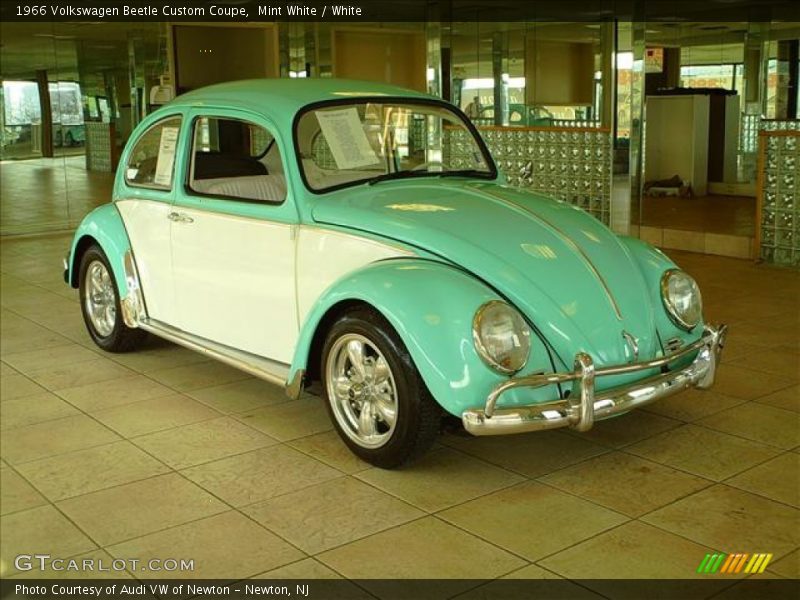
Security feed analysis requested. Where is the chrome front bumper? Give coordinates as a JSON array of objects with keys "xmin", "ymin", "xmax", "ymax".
[{"xmin": 462, "ymin": 324, "xmax": 727, "ymax": 436}]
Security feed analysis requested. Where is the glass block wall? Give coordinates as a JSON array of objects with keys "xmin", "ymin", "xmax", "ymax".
[
  {"xmin": 759, "ymin": 120, "xmax": 799, "ymax": 267},
  {"xmin": 445, "ymin": 127, "xmax": 612, "ymax": 224}
]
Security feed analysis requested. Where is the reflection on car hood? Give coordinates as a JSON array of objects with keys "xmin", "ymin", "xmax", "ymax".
[{"xmin": 311, "ymin": 180, "xmax": 659, "ymax": 367}]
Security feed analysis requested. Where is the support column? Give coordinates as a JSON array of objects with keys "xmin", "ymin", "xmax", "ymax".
[
  {"xmin": 628, "ymin": 20, "xmax": 646, "ymax": 229},
  {"xmin": 492, "ymin": 31, "xmax": 507, "ymax": 126},
  {"xmin": 35, "ymin": 70, "xmax": 53, "ymax": 158}
]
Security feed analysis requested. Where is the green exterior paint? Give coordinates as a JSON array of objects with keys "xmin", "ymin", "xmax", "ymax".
[
  {"xmin": 70, "ymin": 78, "xmax": 706, "ymax": 416},
  {"xmin": 309, "ymin": 179, "xmax": 704, "ymax": 389},
  {"xmin": 289, "ymin": 258, "xmax": 559, "ymax": 416},
  {"xmin": 67, "ymin": 203, "xmax": 133, "ymax": 296}
]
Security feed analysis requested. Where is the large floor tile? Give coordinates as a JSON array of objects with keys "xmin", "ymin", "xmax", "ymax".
[
  {"xmin": 25, "ymin": 358, "xmax": 134, "ymax": 391},
  {"xmin": 288, "ymin": 431, "xmax": 370, "ymax": 474},
  {"xmin": 0, "ymin": 505, "xmax": 97, "ymax": 576},
  {"xmin": 566, "ymin": 410, "xmax": 681, "ymax": 448},
  {"xmin": 317, "ymin": 517, "xmax": 525, "ymax": 581},
  {"xmin": 16, "ymin": 440, "xmax": 170, "ymax": 501},
  {"xmin": 442, "ymin": 430, "xmax": 609, "ymax": 478},
  {"xmin": 355, "ymin": 448, "xmax": 523, "ymax": 512},
  {"xmin": 539, "ymin": 521, "xmax": 715, "ymax": 583},
  {"xmin": 539, "ymin": 451, "xmax": 710, "ymax": 517},
  {"xmin": 107, "ymin": 511, "xmax": 304, "ymax": 579},
  {"xmin": 56, "ymin": 375, "xmax": 176, "ymax": 412},
  {"xmin": 2, "ymin": 343, "xmax": 100, "ymax": 374},
  {"xmin": 627, "ymin": 424, "xmax": 781, "ymax": 481},
  {"xmin": 189, "ymin": 378, "xmax": 290, "ymax": 414},
  {"xmin": 710, "ymin": 365, "xmax": 795, "ymax": 401},
  {"xmin": 133, "ymin": 416, "xmax": 276, "ymax": 469},
  {"xmin": 0, "ymin": 414, "xmax": 119, "ymax": 464},
  {"xmin": 769, "ymin": 548, "xmax": 799, "ymax": 579},
  {"xmin": 245, "ymin": 477, "xmax": 424, "ymax": 554},
  {"xmin": 236, "ymin": 395, "xmax": 332, "ymax": 441},
  {"xmin": 642, "ymin": 484, "xmax": 800, "ymax": 557},
  {"xmin": 753, "ymin": 385, "xmax": 800, "ymax": 413},
  {"xmin": 92, "ymin": 394, "xmax": 221, "ymax": 437},
  {"xmin": 697, "ymin": 403, "xmax": 800, "ymax": 449},
  {"xmin": 147, "ymin": 361, "xmax": 252, "ymax": 392},
  {"xmin": 182, "ymin": 445, "xmax": 341, "ymax": 507},
  {"xmin": 108, "ymin": 342, "xmax": 209, "ymax": 373},
  {"xmin": 0, "ymin": 392, "xmax": 79, "ymax": 430},
  {"xmin": 0, "ymin": 373, "xmax": 48, "ymax": 401},
  {"xmin": 726, "ymin": 452, "xmax": 799, "ymax": 507},
  {"xmin": 0, "ymin": 467, "xmax": 47, "ymax": 515},
  {"xmin": 643, "ymin": 388, "xmax": 746, "ymax": 422},
  {"xmin": 56, "ymin": 473, "xmax": 228, "ymax": 546},
  {"xmin": 439, "ymin": 481, "xmax": 627, "ymax": 561},
  {"xmin": 730, "ymin": 348, "xmax": 800, "ymax": 382},
  {"xmin": 257, "ymin": 558, "xmax": 343, "ymax": 579}
]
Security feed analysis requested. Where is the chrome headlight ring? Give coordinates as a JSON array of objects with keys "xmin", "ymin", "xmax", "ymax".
[
  {"xmin": 473, "ymin": 300, "xmax": 532, "ymax": 374},
  {"xmin": 660, "ymin": 268, "xmax": 703, "ymax": 331}
]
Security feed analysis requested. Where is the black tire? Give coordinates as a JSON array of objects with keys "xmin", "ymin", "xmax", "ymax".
[
  {"xmin": 78, "ymin": 244, "xmax": 146, "ymax": 353},
  {"xmin": 321, "ymin": 307, "xmax": 441, "ymax": 469}
]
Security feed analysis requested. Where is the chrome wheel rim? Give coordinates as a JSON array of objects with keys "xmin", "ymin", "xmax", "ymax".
[
  {"xmin": 325, "ymin": 333, "xmax": 398, "ymax": 449},
  {"xmin": 84, "ymin": 260, "xmax": 116, "ymax": 337}
]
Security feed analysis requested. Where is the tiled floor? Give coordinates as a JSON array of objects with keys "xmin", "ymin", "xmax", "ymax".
[
  {"xmin": 0, "ymin": 233, "xmax": 798, "ymax": 589},
  {"xmin": 0, "ymin": 157, "xmax": 112, "ymax": 236}
]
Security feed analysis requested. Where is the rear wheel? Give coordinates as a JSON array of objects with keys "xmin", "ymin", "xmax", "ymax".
[
  {"xmin": 79, "ymin": 245, "xmax": 146, "ymax": 352},
  {"xmin": 321, "ymin": 308, "xmax": 440, "ymax": 469}
]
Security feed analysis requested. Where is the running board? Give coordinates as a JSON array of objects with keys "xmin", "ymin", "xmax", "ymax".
[{"xmin": 138, "ymin": 318, "xmax": 292, "ymax": 392}]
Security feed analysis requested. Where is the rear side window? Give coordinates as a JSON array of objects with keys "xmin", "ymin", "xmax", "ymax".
[
  {"xmin": 125, "ymin": 117, "xmax": 182, "ymax": 190},
  {"xmin": 188, "ymin": 116, "xmax": 286, "ymax": 204}
]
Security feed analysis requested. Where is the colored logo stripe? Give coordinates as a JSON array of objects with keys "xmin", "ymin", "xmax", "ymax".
[{"xmin": 700, "ymin": 553, "xmax": 773, "ymax": 575}]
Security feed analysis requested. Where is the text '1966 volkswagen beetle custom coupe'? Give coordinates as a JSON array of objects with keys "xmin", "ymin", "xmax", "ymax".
[{"xmin": 64, "ymin": 79, "xmax": 727, "ymax": 468}]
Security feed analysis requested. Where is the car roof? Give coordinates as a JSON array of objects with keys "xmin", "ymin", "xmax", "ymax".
[{"xmin": 170, "ymin": 78, "xmax": 437, "ymax": 117}]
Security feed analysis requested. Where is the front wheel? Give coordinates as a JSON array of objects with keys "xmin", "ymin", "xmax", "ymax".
[
  {"xmin": 321, "ymin": 308, "xmax": 441, "ymax": 469},
  {"xmin": 79, "ymin": 245, "xmax": 146, "ymax": 352}
]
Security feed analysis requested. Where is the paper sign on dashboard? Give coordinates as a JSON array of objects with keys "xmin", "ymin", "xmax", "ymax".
[{"xmin": 315, "ymin": 108, "xmax": 379, "ymax": 169}]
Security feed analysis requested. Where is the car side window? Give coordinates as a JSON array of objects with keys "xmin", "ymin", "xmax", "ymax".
[
  {"xmin": 188, "ymin": 116, "xmax": 286, "ymax": 204},
  {"xmin": 125, "ymin": 117, "xmax": 182, "ymax": 190}
]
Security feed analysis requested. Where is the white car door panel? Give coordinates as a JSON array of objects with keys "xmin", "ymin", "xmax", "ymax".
[
  {"xmin": 296, "ymin": 227, "xmax": 412, "ymax": 325},
  {"xmin": 171, "ymin": 208, "xmax": 297, "ymax": 363},
  {"xmin": 116, "ymin": 199, "xmax": 175, "ymax": 324}
]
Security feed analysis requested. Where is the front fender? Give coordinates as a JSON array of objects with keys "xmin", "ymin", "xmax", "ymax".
[
  {"xmin": 68, "ymin": 203, "xmax": 132, "ymax": 297},
  {"xmin": 619, "ymin": 236, "xmax": 705, "ymax": 349},
  {"xmin": 289, "ymin": 258, "xmax": 557, "ymax": 416}
]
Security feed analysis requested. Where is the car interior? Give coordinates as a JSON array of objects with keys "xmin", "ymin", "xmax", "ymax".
[{"xmin": 189, "ymin": 117, "xmax": 287, "ymax": 203}]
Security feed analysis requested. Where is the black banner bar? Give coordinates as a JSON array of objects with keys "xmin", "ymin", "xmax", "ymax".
[
  {"xmin": 1, "ymin": 0, "xmax": 798, "ymax": 22},
  {"xmin": 2, "ymin": 579, "xmax": 799, "ymax": 600}
]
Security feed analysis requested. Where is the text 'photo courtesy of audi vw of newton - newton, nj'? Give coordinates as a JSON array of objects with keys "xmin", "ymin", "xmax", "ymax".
[{"xmin": 64, "ymin": 78, "xmax": 727, "ymax": 468}]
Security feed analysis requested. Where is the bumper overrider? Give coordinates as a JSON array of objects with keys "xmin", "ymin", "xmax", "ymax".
[{"xmin": 463, "ymin": 324, "xmax": 727, "ymax": 436}]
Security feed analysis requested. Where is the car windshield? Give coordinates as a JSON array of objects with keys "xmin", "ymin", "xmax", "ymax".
[{"xmin": 295, "ymin": 100, "xmax": 495, "ymax": 192}]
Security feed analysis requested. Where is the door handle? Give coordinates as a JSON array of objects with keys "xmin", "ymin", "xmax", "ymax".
[{"xmin": 168, "ymin": 212, "xmax": 194, "ymax": 224}]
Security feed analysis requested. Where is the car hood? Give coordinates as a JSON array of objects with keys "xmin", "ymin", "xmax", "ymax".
[{"xmin": 311, "ymin": 180, "xmax": 658, "ymax": 368}]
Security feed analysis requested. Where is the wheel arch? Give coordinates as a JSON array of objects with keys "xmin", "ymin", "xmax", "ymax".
[
  {"xmin": 67, "ymin": 203, "xmax": 133, "ymax": 297},
  {"xmin": 289, "ymin": 258, "xmax": 555, "ymax": 416}
]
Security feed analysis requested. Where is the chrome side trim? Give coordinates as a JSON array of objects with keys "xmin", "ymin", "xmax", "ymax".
[
  {"xmin": 138, "ymin": 318, "xmax": 291, "ymax": 388},
  {"xmin": 286, "ymin": 369, "xmax": 305, "ymax": 400},
  {"xmin": 121, "ymin": 251, "xmax": 146, "ymax": 328}
]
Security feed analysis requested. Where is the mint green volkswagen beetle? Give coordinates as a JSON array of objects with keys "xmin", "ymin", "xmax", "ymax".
[{"xmin": 64, "ymin": 79, "xmax": 726, "ymax": 468}]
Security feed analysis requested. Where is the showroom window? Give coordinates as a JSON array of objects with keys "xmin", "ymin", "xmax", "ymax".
[
  {"xmin": 125, "ymin": 116, "xmax": 183, "ymax": 190},
  {"xmin": 188, "ymin": 116, "xmax": 286, "ymax": 204}
]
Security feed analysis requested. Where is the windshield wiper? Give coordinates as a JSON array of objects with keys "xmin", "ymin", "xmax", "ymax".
[{"xmin": 367, "ymin": 170, "xmax": 439, "ymax": 186}]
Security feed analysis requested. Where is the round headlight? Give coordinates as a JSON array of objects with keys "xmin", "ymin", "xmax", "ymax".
[
  {"xmin": 660, "ymin": 269, "xmax": 703, "ymax": 330},
  {"xmin": 473, "ymin": 301, "xmax": 531, "ymax": 374}
]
